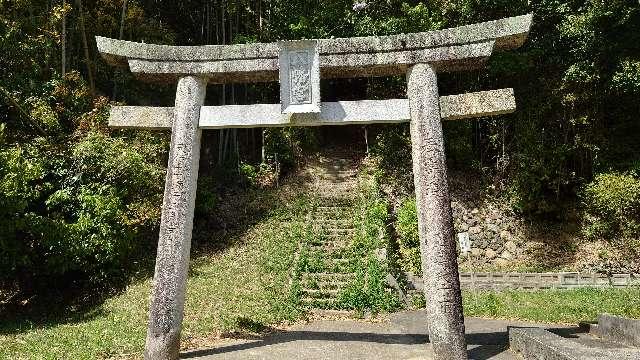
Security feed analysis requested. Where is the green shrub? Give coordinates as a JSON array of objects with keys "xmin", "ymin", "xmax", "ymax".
[
  {"xmin": 370, "ymin": 125, "xmax": 413, "ymax": 192},
  {"xmin": 0, "ymin": 142, "xmax": 45, "ymax": 276},
  {"xmin": 395, "ymin": 197, "xmax": 422, "ymax": 273},
  {"xmin": 581, "ymin": 172, "xmax": 640, "ymax": 243},
  {"xmin": 339, "ymin": 255, "xmax": 400, "ymax": 315},
  {"xmin": 0, "ymin": 121, "xmax": 166, "ymax": 286}
]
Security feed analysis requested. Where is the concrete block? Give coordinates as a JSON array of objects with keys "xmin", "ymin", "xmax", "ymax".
[{"xmin": 593, "ymin": 314, "xmax": 640, "ymax": 347}]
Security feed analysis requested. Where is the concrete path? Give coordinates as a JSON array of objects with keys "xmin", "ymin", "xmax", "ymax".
[{"xmin": 180, "ymin": 310, "xmax": 576, "ymax": 360}]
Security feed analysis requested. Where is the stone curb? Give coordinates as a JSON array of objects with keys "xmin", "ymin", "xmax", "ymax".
[
  {"xmin": 508, "ymin": 327, "xmax": 639, "ymax": 360},
  {"xmin": 590, "ymin": 314, "xmax": 640, "ymax": 347},
  {"xmin": 405, "ymin": 272, "xmax": 640, "ymax": 291}
]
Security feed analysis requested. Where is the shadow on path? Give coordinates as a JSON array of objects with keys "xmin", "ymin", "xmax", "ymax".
[{"xmin": 180, "ymin": 329, "xmax": 545, "ymax": 360}]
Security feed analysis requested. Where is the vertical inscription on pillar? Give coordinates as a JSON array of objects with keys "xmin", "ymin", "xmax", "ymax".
[{"xmin": 279, "ymin": 40, "xmax": 320, "ymax": 113}]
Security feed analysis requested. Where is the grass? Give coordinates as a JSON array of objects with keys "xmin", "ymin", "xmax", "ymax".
[
  {"xmin": 463, "ymin": 287, "xmax": 640, "ymax": 323},
  {"xmin": 0, "ymin": 192, "xmax": 310, "ymax": 359}
]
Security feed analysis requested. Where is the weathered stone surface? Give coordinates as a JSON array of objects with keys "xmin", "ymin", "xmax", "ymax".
[
  {"xmin": 440, "ymin": 88, "xmax": 516, "ymax": 120},
  {"xmin": 201, "ymin": 100, "xmax": 407, "ymax": 128},
  {"xmin": 408, "ymin": 63, "xmax": 467, "ymax": 360},
  {"xmin": 319, "ymin": 41, "xmax": 495, "ymax": 78},
  {"xmin": 109, "ymin": 106, "xmax": 174, "ymax": 129},
  {"xmin": 127, "ymin": 58, "xmax": 278, "ymax": 84},
  {"xmin": 501, "ymin": 251, "xmax": 513, "ymax": 260},
  {"xmin": 144, "ymin": 76, "xmax": 206, "ymax": 360},
  {"xmin": 509, "ymin": 327, "xmax": 639, "ymax": 360},
  {"xmin": 108, "ymin": 89, "xmax": 516, "ymax": 129},
  {"xmin": 278, "ymin": 40, "xmax": 320, "ymax": 113},
  {"xmin": 592, "ymin": 314, "xmax": 640, "ymax": 347},
  {"xmin": 319, "ymin": 14, "xmax": 533, "ymax": 54},
  {"xmin": 124, "ymin": 42, "xmax": 495, "ymax": 83},
  {"xmin": 96, "ymin": 14, "xmax": 532, "ymax": 66}
]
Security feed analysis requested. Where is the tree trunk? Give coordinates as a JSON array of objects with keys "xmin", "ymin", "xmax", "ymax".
[
  {"xmin": 75, "ymin": 0, "xmax": 95, "ymax": 96},
  {"xmin": 113, "ymin": 0, "xmax": 128, "ymax": 100},
  {"xmin": 407, "ymin": 63, "xmax": 468, "ymax": 360},
  {"xmin": 61, "ymin": 0, "xmax": 66, "ymax": 75},
  {"xmin": 119, "ymin": 0, "xmax": 128, "ymax": 39}
]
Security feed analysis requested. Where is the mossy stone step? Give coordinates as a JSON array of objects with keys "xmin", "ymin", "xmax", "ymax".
[
  {"xmin": 301, "ymin": 280, "xmax": 350, "ymax": 290},
  {"xmin": 301, "ymin": 289, "xmax": 340, "ymax": 298},
  {"xmin": 301, "ymin": 297, "xmax": 340, "ymax": 309}
]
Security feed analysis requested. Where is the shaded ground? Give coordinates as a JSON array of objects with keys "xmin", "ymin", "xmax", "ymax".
[{"xmin": 181, "ymin": 311, "xmax": 577, "ymax": 360}]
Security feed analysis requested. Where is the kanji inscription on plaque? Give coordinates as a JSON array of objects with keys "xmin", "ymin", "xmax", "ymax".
[{"xmin": 278, "ymin": 40, "xmax": 320, "ymax": 113}]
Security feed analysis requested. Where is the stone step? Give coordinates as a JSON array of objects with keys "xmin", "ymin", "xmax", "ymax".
[
  {"xmin": 315, "ymin": 194, "xmax": 357, "ymax": 201},
  {"xmin": 302, "ymin": 272, "xmax": 354, "ymax": 280},
  {"xmin": 301, "ymin": 297, "xmax": 339, "ymax": 309},
  {"xmin": 324, "ymin": 258, "xmax": 352, "ymax": 272},
  {"xmin": 311, "ymin": 218, "xmax": 353, "ymax": 223},
  {"xmin": 312, "ymin": 225, "xmax": 356, "ymax": 231},
  {"xmin": 310, "ymin": 215, "xmax": 354, "ymax": 223},
  {"xmin": 309, "ymin": 242, "xmax": 348, "ymax": 250},
  {"xmin": 312, "ymin": 210, "xmax": 355, "ymax": 219},
  {"xmin": 317, "ymin": 178, "xmax": 357, "ymax": 184},
  {"xmin": 308, "ymin": 309, "xmax": 353, "ymax": 318},
  {"xmin": 301, "ymin": 280, "xmax": 349, "ymax": 290},
  {"xmin": 314, "ymin": 205, "xmax": 353, "ymax": 212},
  {"xmin": 316, "ymin": 176, "xmax": 358, "ymax": 181},
  {"xmin": 316, "ymin": 188, "xmax": 357, "ymax": 193},
  {"xmin": 311, "ymin": 222, "xmax": 354, "ymax": 229},
  {"xmin": 320, "ymin": 229, "xmax": 356, "ymax": 237},
  {"xmin": 308, "ymin": 237, "xmax": 347, "ymax": 244},
  {"xmin": 301, "ymin": 288, "xmax": 340, "ymax": 298},
  {"xmin": 316, "ymin": 180, "xmax": 358, "ymax": 185},
  {"xmin": 307, "ymin": 249, "xmax": 348, "ymax": 258}
]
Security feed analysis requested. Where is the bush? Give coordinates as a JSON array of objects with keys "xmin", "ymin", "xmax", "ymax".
[
  {"xmin": 370, "ymin": 125, "xmax": 413, "ymax": 193},
  {"xmin": 581, "ymin": 172, "xmax": 640, "ymax": 243},
  {"xmin": 395, "ymin": 197, "xmax": 421, "ymax": 273},
  {"xmin": 0, "ymin": 113, "xmax": 166, "ymax": 288},
  {"xmin": 0, "ymin": 141, "xmax": 45, "ymax": 278}
]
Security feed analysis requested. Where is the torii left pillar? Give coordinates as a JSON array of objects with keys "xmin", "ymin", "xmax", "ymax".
[{"xmin": 145, "ymin": 76, "xmax": 206, "ymax": 360}]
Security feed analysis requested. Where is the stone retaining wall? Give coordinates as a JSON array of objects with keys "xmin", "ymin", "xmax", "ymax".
[{"xmin": 450, "ymin": 196, "xmax": 528, "ymax": 268}]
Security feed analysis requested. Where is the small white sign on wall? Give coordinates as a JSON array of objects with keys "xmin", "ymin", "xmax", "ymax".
[{"xmin": 458, "ymin": 232, "xmax": 471, "ymax": 254}]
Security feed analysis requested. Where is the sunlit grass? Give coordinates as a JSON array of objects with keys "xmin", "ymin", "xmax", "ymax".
[{"xmin": 463, "ymin": 287, "xmax": 640, "ymax": 323}]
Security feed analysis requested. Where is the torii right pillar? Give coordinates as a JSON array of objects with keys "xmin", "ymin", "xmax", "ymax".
[{"xmin": 408, "ymin": 63, "xmax": 468, "ymax": 359}]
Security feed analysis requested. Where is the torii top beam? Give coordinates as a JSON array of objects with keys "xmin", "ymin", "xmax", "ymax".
[{"xmin": 96, "ymin": 14, "xmax": 532, "ymax": 84}]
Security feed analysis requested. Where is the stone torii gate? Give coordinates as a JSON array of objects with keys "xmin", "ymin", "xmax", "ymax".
[{"xmin": 97, "ymin": 14, "xmax": 531, "ymax": 360}]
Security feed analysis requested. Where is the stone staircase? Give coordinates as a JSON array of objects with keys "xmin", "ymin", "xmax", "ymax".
[{"xmin": 299, "ymin": 154, "xmax": 360, "ymax": 311}]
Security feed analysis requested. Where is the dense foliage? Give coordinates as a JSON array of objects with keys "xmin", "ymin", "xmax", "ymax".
[
  {"xmin": 582, "ymin": 172, "xmax": 640, "ymax": 243},
  {"xmin": 1, "ymin": 0, "xmax": 639, "ymax": 296}
]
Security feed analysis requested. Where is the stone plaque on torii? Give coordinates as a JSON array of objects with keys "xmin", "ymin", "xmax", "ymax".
[{"xmin": 97, "ymin": 14, "xmax": 532, "ymax": 360}]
